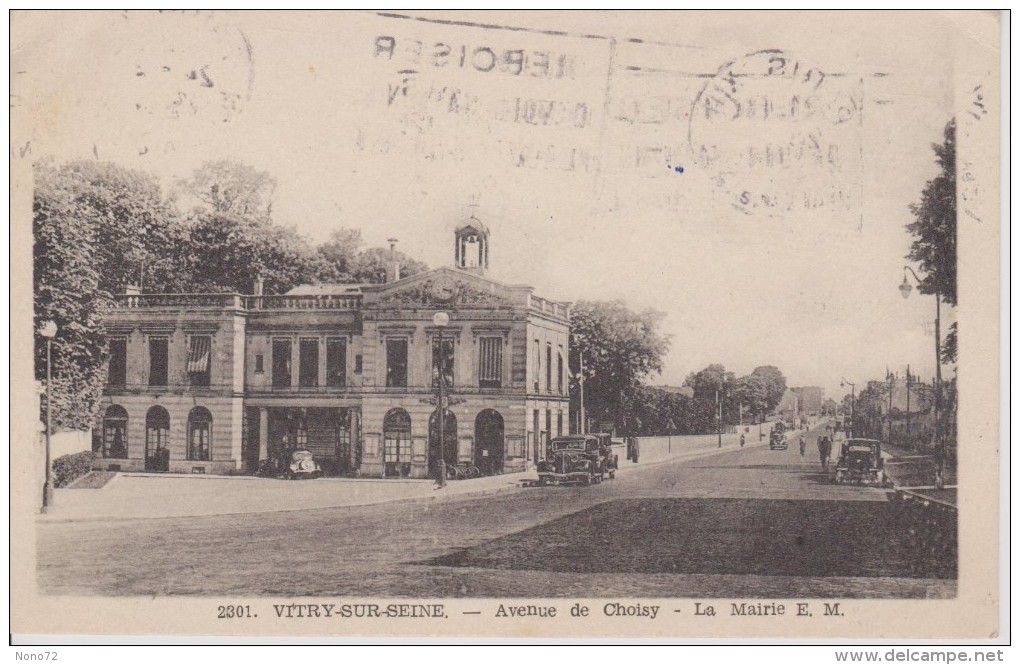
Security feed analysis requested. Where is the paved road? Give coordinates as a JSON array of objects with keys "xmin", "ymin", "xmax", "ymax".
[{"xmin": 37, "ymin": 425, "xmax": 956, "ymax": 598}]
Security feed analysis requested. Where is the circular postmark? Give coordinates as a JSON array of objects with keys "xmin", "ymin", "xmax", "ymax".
[{"xmin": 688, "ymin": 50, "xmax": 863, "ymax": 217}]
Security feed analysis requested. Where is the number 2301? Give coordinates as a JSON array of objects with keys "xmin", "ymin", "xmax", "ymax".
[{"xmin": 218, "ymin": 605, "xmax": 255, "ymax": 619}]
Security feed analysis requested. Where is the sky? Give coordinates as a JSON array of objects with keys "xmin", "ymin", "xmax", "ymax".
[{"xmin": 12, "ymin": 10, "xmax": 975, "ymax": 400}]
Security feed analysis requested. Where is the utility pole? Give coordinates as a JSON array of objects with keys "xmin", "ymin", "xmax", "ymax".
[
  {"xmin": 578, "ymin": 351, "xmax": 586, "ymax": 435},
  {"xmin": 716, "ymin": 390, "xmax": 722, "ymax": 448},
  {"xmin": 887, "ymin": 370, "xmax": 894, "ymax": 443},
  {"xmin": 906, "ymin": 364, "xmax": 911, "ymax": 449}
]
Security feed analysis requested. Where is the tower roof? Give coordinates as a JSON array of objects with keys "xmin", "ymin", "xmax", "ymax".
[{"xmin": 454, "ymin": 216, "xmax": 489, "ymax": 236}]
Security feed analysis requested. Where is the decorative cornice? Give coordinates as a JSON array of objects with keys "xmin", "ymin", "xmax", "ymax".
[{"xmin": 377, "ymin": 278, "xmax": 514, "ymax": 309}]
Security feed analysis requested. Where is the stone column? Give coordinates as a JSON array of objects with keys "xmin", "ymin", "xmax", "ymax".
[
  {"xmin": 350, "ymin": 408, "xmax": 361, "ymax": 476},
  {"xmin": 258, "ymin": 408, "xmax": 269, "ymax": 462}
]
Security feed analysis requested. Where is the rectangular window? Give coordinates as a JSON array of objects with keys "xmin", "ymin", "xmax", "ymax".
[
  {"xmin": 386, "ymin": 338, "xmax": 408, "ymax": 388},
  {"xmin": 148, "ymin": 337, "xmax": 168, "ymax": 387},
  {"xmin": 546, "ymin": 344, "xmax": 553, "ymax": 393},
  {"xmin": 557, "ymin": 346, "xmax": 564, "ymax": 394},
  {"xmin": 272, "ymin": 339, "xmax": 292, "ymax": 388},
  {"xmin": 326, "ymin": 337, "xmax": 347, "ymax": 387},
  {"xmin": 557, "ymin": 411, "xmax": 564, "ymax": 437},
  {"xmin": 478, "ymin": 336, "xmax": 503, "ymax": 388},
  {"xmin": 354, "ymin": 354, "xmax": 363, "ymax": 374},
  {"xmin": 431, "ymin": 337, "xmax": 455, "ymax": 388},
  {"xmin": 187, "ymin": 335, "xmax": 212, "ymax": 387},
  {"xmin": 546, "ymin": 409, "xmax": 552, "ymax": 445},
  {"xmin": 108, "ymin": 337, "xmax": 127, "ymax": 387},
  {"xmin": 254, "ymin": 354, "xmax": 264, "ymax": 373},
  {"xmin": 299, "ymin": 338, "xmax": 319, "ymax": 388},
  {"xmin": 533, "ymin": 339, "xmax": 541, "ymax": 393}
]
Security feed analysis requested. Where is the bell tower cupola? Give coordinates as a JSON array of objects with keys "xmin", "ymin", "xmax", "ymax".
[{"xmin": 454, "ymin": 217, "xmax": 489, "ymax": 276}]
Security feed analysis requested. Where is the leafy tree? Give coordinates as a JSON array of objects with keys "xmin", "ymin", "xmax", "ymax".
[
  {"xmin": 684, "ymin": 364, "xmax": 736, "ymax": 402},
  {"xmin": 317, "ymin": 228, "xmax": 364, "ymax": 282},
  {"xmin": 33, "ymin": 160, "xmax": 189, "ymax": 430},
  {"xmin": 569, "ymin": 300, "xmax": 671, "ymax": 433},
  {"xmin": 629, "ymin": 386, "xmax": 716, "ymax": 435},
  {"xmin": 734, "ymin": 373, "xmax": 769, "ymax": 424},
  {"xmin": 178, "ymin": 159, "xmax": 277, "ymax": 218},
  {"xmin": 186, "ymin": 212, "xmax": 321, "ymax": 294},
  {"xmin": 748, "ymin": 365, "xmax": 788, "ymax": 414},
  {"xmin": 907, "ymin": 119, "xmax": 957, "ymax": 363}
]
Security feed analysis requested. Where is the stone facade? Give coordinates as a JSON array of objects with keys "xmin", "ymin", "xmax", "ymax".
[{"xmin": 96, "ymin": 224, "xmax": 571, "ymax": 479}]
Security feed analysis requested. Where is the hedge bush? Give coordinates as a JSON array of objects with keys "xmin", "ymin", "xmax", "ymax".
[{"xmin": 52, "ymin": 450, "xmax": 98, "ymax": 488}]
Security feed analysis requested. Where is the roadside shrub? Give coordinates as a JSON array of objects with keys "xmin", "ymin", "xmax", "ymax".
[{"xmin": 52, "ymin": 450, "xmax": 98, "ymax": 488}]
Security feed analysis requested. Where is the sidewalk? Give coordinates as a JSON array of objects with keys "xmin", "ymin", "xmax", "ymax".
[{"xmin": 39, "ymin": 434, "xmax": 764, "ymax": 523}]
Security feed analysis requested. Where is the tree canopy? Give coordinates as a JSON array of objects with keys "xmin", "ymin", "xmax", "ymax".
[
  {"xmin": 33, "ymin": 160, "xmax": 190, "ymax": 429},
  {"xmin": 683, "ymin": 363, "xmax": 787, "ymax": 429},
  {"xmin": 907, "ymin": 119, "xmax": 957, "ymax": 363},
  {"xmin": 569, "ymin": 300, "xmax": 671, "ymax": 433},
  {"xmin": 178, "ymin": 159, "xmax": 277, "ymax": 218}
]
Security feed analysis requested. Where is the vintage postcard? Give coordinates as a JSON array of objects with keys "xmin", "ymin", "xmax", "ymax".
[{"xmin": 10, "ymin": 10, "xmax": 1002, "ymax": 642}]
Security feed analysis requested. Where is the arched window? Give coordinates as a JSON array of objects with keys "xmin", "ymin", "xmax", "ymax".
[
  {"xmin": 102, "ymin": 405, "xmax": 129, "ymax": 459},
  {"xmin": 187, "ymin": 407, "xmax": 213, "ymax": 461},
  {"xmin": 382, "ymin": 408, "xmax": 412, "ymax": 477}
]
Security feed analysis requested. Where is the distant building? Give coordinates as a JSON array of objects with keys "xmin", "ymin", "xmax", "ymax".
[
  {"xmin": 791, "ymin": 386, "xmax": 824, "ymax": 414},
  {"xmin": 881, "ymin": 375, "xmax": 934, "ymax": 414},
  {"xmin": 96, "ymin": 220, "xmax": 570, "ymax": 479},
  {"xmin": 776, "ymin": 388, "xmax": 799, "ymax": 416}
]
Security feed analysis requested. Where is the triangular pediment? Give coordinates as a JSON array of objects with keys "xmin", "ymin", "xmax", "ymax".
[{"xmin": 368, "ymin": 268, "xmax": 519, "ymax": 308}]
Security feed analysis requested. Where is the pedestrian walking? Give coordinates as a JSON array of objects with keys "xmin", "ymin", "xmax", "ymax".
[
  {"xmin": 817, "ymin": 435, "xmax": 832, "ymax": 472},
  {"xmin": 799, "ymin": 436, "xmax": 806, "ymax": 456},
  {"xmin": 739, "ymin": 433, "xmax": 745, "ymax": 448}
]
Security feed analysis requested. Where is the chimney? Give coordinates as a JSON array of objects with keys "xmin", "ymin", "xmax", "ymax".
[
  {"xmin": 386, "ymin": 238, "xmax": 400, "ymax": 283},
  {"xmin": 254, "ymin": 275, "xmax": 264, "ymax": 296}
]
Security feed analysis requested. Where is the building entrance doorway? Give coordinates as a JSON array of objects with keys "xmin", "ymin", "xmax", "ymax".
[{"xmin": 474, "ymin": 409, "xmax": 504, "ymax": 476}]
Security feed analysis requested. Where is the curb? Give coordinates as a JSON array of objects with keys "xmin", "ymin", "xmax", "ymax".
[{"xmin": 37, "ymin": 440, "xmax": 768, "ymax": 524}]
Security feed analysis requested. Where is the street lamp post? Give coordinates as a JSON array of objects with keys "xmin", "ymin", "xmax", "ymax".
[
  {"xmin": 840, "ymin": 378, "xmax": 855, "ymax": 437},
  {"xmin": 433, "ymin": 311, "xmax": 450, "ymax": 489},
  {"xmin": 899, "ymin": 265, "xmax": 944, "ymax": 489},
  {"xmin": 39, "ymin": 320, "xmax": 58, "ymax": 514}
]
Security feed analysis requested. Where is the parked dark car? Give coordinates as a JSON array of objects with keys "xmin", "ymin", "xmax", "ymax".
[
  {"xmin": 537, "ymin": 435, "xmax": 618, "ymax": 486},
  {"xmin": 285, "ymin": 449, "xmax": 323, "ymax": 479},
  {"xmin": 832, "ymin": 439, "xmax": 886, "ymax": 485}
]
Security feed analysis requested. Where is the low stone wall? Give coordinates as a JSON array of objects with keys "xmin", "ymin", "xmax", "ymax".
[{"xmin": 631, "ymin": 423, "xmax": 777, "ymax": 462}]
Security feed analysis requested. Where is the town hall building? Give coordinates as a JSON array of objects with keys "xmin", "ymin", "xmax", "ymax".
[{"xmin": 96, "ymin": 220, "xmax": 571, "ymax": 479}]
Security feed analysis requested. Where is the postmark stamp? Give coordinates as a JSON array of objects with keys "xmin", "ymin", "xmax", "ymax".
[{"xmin": 688, "ymin": 49, "xmax": 864, "ymax": 219}]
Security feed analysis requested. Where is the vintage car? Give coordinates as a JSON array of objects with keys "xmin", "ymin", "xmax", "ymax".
[
  {"xmin": 285, "ymin": 449, "xmax": 323, "ymax": 479},
  {"xmin": 537, "ymin": 435, "xmax": 618, "ymax": 486},
  {"xmin": 769, "ymin": 429, "xmax": 788, "ymax": 450},
  {"xmin": 832, "ymin": 439, "xmax": 886, "ymax": 485}
]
